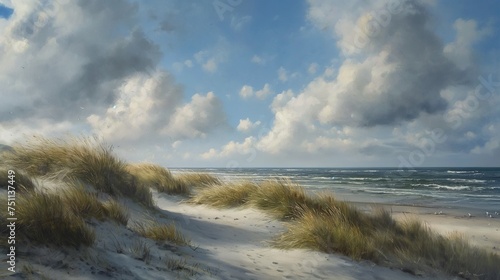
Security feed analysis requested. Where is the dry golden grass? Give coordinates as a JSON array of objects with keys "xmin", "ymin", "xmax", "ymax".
[
  {"xmin": 189, "ymin": 181, "xmax": 258, "ymax": 207},
  {"xmin": 126, "ymin": 163, "xmax": 190, "ymax": 195},
  {"xmin": 102, "ymin": 199, "xmax": 130, "ymax": 225},
  {"xmin": 0, "ymin": 167, "xmax": 36, "ymax": 192},
  {"xmin": 191, "ymin": 178, "xmax": 500, "ymax": 280},
  {"xmin": 175, "ymin": 172, "xmax": 221, "ymax": 189},
  {"xmin": 11, "ymin": 190, "xmax": 95, "ymax": 247},
  {"xmin": 249, "ymin": 179, "xmax": 311, "ymax": 219},
  {"xmin": 60, "ymin": 183, "xmax": 130, "ymax": 225},
  {"xmin": 132, "ymin": 220, "xmax": 190, "ymax": 246},
  {"xmin": 3, "ymin": 136, "xmax": 154, "ymax": 207},
  {"xmin": 61, "ymin": 184, "xmax": 106, "ymax": 220}
]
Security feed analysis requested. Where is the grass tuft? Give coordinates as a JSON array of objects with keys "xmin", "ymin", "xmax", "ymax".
[
  {"xmin": 13, "ymin": 190, "xmax": 95, "ymax": 247},
  {"xmin": 126, "ymin": 163, "xmax": 190, "ymax": 195},
  {"xmin": 249, "ymin": 179, "xmax": 309, "ymax": 219},
  {"xmin": 189, "ymin": 181, "xmax": 258, "ymax": 208},
  {"xmin": 191, "ymin": 178, "xmax": 500, "ymax": 279},
  {"xmin": 132, "ymin": 220, "xmax": 190, "ymax": 246},
  {"xmin": 3, "ymin": 136, "xmax": 154, "ymax": 207},
  {"xmin": 175, "ymin": 172, "xmax": 221, "ymax": 189},
  {"xmin": 0, "ymin": 168, "xmax": 36, "ymax": 192},
  {"xmin": 102, "ymin": 199, "xmax": 130, "ymax": 225}
]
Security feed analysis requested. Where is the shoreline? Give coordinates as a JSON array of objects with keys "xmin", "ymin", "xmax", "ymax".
[{"xmin": 350, "ymin": 201, "xmax": 500, "ymax": 254}]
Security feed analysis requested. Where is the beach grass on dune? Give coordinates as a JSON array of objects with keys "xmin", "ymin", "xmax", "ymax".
[
  {"xmin": 191, "ymin": 178, "xmax": 500, "ymax": 280},
  {"xmin": 61, "ymin": 183, "xmax": 130, "ymax": 225},
  {"xmin": 0, "ymin": 167, "xmax": 36, "ymax": 192},
  {"xmin": 2, "ymin": 189, "xmax": 96, "ymax": 247},
  {"xmin": 102, "ymin": 199, "xmax": 130, "ymax": 225},
  {"xmin": 132, "ymin": 220, "xmax": 190, "ymax": 246},
  {"xmin": 3, "ymin": 136, "xmax": 154, "ymax": 208},
  {"xmin": 189, "ymin": 181, "xmax": 258, "ymax": 207},
  {"xmin": 175, "ymin": 172, "xmax": 221, "ymax": 189},
  {"xmin": 126, "ymin": 163, "xmax": 190, "ymax": 195}
]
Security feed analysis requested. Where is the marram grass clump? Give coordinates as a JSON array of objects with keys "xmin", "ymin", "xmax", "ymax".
[
  {"xmin": 191, "ymin": 178, "xmax": 500, "ymax": 280},
  {"xmin": 6, "ymin": 190, "xmax": 95, "ymax": 247},
  {"xmin": 0, "ymin": 168, "xmax": 36, "ymax": 192},
  {"xmin": 3, "ymin": 136, "xmax": 154, "ymax": 208},
  {"xmin": 126, "ymin": 163, "xmax": 190, "ymax": 195},
  {"xmin": 189, "ymin": 181, "xmax": 258, "ymax": 208},
  {"xmin": 132, "ymin": 220, "xmax": 190, "ymax": 246},
  {"xmin": 175, "ymin": 172, "xmax": 221, "ymax": 189},
  {"xmin": 61, "ymin": 183, "xmax": 129, "ymax": 225}
]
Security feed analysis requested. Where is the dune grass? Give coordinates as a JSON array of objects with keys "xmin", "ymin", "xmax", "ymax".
[
  {"xmin": 132, "ymin": 220, "xmax": 190, "ymax": 246},
  {"xmin": 2, "ymin": 136, "xmax": 154, "ymax": 208},
  {"xmin": 191, "ymin": 179, "xmax": 500, "ymax": 279},
  {"xmin": 126, "ymin": 163, "xmax": 190, "ymax": 195},
  {"xmin": 189, "ymin": 181, "xmax": 258, "ymax": 207},
  {"xmin": 61, "ymin": 183, "xmax": 130, "ymax": 225},
  {"xmin": 0, "ymin": 167, "xmax": 36, "ymax": 192},
  {"xmin": 175, "ymin": 172, "xmax": 221, "ymax": 189},
  {"xmin": 102, "ymin": 199, "xmax": 130, "ymax": 225},
  {"xmin": 8, "ymin": 190, "xmax": 96, "ymax": 247}
]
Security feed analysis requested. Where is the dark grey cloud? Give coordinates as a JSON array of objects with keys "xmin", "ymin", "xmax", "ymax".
[
  {"xmin": 321, "ymin": 0, "xmax": 474, "ymax": 127},
  {"xmin": 0, "ymin": 0, "xmax": 160, "ymax": 121}
]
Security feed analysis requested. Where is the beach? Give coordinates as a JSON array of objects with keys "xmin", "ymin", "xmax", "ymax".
[
  {"xmin": 2, "ymin": 142, "xmax": 499, "ymax": 279},
  {"xmin": 4, "ymin": 189, "xmax": 497, "ymax": 280}
]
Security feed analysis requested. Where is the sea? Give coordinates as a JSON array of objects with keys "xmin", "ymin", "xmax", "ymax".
[{"xmin": 172, "ymin": 167, "xmax": 500, "ymax": 215}]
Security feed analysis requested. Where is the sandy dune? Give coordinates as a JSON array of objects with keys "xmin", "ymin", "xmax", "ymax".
[{"xmin": 4, "ymin": 190, "xmax": 498, "ymax": 279}]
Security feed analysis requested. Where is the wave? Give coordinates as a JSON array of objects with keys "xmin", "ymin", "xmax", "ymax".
[{"xmin": 446, "ymin": 170, "xmax": 477, "ymax": 174}]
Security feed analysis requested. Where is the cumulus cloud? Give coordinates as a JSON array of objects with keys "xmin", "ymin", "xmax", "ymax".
[
  {"xmin": 238, "ymin": 83, "xmax": 274, "ymax": 100},
  {"xmin": 163, "ymin": 92, "xmax": 226, "ymax": 139},
  {"xmin": 87, "ymin": 71, "xmax": 183, "ymax": 141},
  {"xmin": 0, "ymin": 0, "xmax": 227, "ymax": 145},
  {"xmin": 201, "ymin": 137, "xmax": 256, "ymax": 159},
  {"xmin": 278, "ymin": 66, "xmax": 288, "ymax": 82},
  {"xmin": 0, "ymin": 0, "xmax": 163, "ymax": 123},
  {"xmin": 256, "ymin": 0, "xmax": 491, "ymax": 158},
  {"xmin": 308, "ymin": 63, "xmax": 319, "ymax": 74},
  {"xmin": 237, "ymin": 118, "xmax": 261, "ymax": 133},
  {"xmin": 444, "ymin": 19, "xmax": 491, "ymax": 71},
  {"xmin": 193, "ymin": 41, "xmax": 229, "ymax": 73}
]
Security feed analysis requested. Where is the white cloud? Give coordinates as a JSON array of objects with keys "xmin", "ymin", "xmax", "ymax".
[
  {"xmin": 256, "ymin": 0, "xmax": 490, "ymax": 159},
  {"xmin": 87, "ymin": 71, "xmax": 226, "ymax": 142},
  {"xmin": 278, "ymin": 66, "xmax": 288, "ymax": 82},
  {"xmin": 237, "ymin": 118, "xmax": 261, "ymax": 133},
  {"xmin": 308, "ymin": 63, "xmax": 319, "ymax": 74},
  {"xmin": 200, "ymin": 137, "xmax": 256, "ymax": 159},
  {"xmin": 239, "ymin": 85, "xmax": 254, "ymax": 99},
  {"xmin": 0, "ymin": 0, "xmax": 161, "ymax": 124},
  {"xmin": 255, "ymin": 83, "xmax": 273, "ymax": 99},
  {"xmin": 239, "ymin": 83, "xmax": 274, "ymax": 100},
  {"xmin": 251, "ymin": 55, "xmax": 265, "ymax": 65},
  {"xmin": 203, "ymin": 58, "xmax": 218, "ymax": 73},
  {"xmin": 163, "ymin": 92, "xmax": 226, "ymax": 139},
  {"xmin": 230, "ymin": 15, "xmax": 252, "ymax": 31},
  {"xmin": 444, "ymin": 19, "xmax": 491, "ymax": 71}
]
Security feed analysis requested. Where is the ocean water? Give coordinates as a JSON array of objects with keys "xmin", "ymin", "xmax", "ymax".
[{"xmin": 172, "ymin": 167, "xmax": 500, "ymax": 214}]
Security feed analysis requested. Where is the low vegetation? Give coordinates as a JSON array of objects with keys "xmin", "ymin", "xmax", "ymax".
[
  {"xmin": 191, "ymin": 179, "xmax": 500, "ymax": 280},
  {"xmin": 2, "ymin": 136, "xmax": 154, "ymax": 207},
  {"xmin": 126, "ymin": 163, "xmax": 190, "ymax": 195},
  {"xmin": 9, "ymin": 190, "xmax": 96, "ymax": 247},
  {"xmin": 189, "ymin": 181, "xmax": 258, "ymax": 207},
  {"xmin": 132, "ymin": 220, "xmax": 190, "ymax": 246},
  {"xmin": 0, "ymin": 167, "xmax": 36, "ymax": 192},
  {"xmin": 175, "ymin": 172, "xmax": 221, "ymax": 188}
]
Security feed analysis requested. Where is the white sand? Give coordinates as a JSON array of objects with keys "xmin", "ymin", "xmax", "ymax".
[{"xmin": 5, "ymin": 190, "xmax": 497, "ymax": 279}]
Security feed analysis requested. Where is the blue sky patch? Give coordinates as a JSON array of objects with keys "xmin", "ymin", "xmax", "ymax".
[{"xmin": 0, "ymin": 4, "xmax": 13, "ymax": 19}]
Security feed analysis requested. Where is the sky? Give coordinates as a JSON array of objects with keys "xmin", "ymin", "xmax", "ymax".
[{"xmin": 0, "ymin": 0, "xmax": 499, "ymax": 168}]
